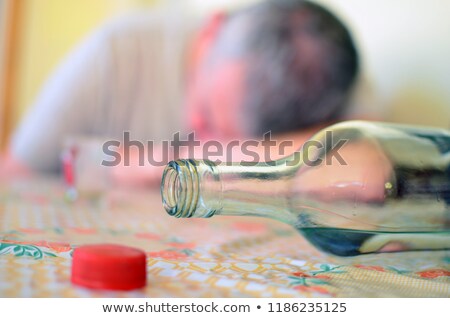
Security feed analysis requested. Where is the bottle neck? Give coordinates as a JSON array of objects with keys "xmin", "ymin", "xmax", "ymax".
[
  {"xmin": 161, "ymin": 159, "xmax": 297, "ymax": 224},
  {"xmin": 161, "ymin": 159, "xmax": 221, "ymax": 218}
]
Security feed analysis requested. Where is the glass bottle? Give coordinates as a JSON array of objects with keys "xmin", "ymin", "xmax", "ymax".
[{"xmin": 161, "ymin": 121, "xmax": 450, "ymax": 256}]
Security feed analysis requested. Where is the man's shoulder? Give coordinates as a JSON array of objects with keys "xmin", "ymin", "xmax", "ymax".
[{"xmin": 98, "ymin": 8, "xmax": 199, "ymax": 43}]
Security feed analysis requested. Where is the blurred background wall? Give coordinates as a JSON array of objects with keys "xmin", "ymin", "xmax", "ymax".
[
  {"xmin": 1, "ymin": 0, "xmax": 449, "ymax": 148},
  {"xmin": 316, "ymin": 0, "xmax": 450, "ymax": 128}
]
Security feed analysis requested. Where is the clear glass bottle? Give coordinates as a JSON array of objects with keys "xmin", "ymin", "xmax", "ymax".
[{"xmin": 161, "ymin": 121, "xmax": 450, "ymax": 256}]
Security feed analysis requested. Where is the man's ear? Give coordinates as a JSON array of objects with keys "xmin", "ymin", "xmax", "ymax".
[
  {"xmin": 200, "ymin": 11, "xmax": 227, "ymax": 39},
  {"xmin": 188, "ymin": 11, "xmax": 227, "ymax": 74}
]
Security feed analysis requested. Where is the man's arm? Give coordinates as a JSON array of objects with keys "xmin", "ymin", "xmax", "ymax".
[
  {"xmin": 0, "ymin": 150, "xmax": 30, "ymax": 181},
  {"xmin": 9, "ymin": 26, "xmax": 114, "ymax": 174}
]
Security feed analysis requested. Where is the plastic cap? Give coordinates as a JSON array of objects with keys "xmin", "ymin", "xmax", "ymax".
[
  {"xmin": 61, "ymin": 149, "xmax": 76, "ymax": 186},
  {"xmin": 71, "ymin": 244, "xmax": 147, "ymax": 291}
]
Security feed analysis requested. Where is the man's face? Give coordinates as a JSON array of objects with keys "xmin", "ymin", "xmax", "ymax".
[
  {"xmin": 185, "ymin": 58, "xmax": 248, "ymax": 141},
  {"xmin": 184, "ymin": 12, "xmax": 253, "ymax": 142}
]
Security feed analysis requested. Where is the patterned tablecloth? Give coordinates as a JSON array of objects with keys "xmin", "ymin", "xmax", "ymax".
[{"xmin": 0, "ymin": 178, "xmax": 449, "ymax": 297}]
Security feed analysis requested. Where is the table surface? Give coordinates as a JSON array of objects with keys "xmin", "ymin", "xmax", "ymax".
[{"xmin": 0, "ymin": 178, "xmax": 449, "ymax": 297}]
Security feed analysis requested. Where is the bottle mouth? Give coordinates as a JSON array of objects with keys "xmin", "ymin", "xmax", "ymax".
[{"xmin": 161, "ymin": 160, "xmax": 199, "ymax": 218}]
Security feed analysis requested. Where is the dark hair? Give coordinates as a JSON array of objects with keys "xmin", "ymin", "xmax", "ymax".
[{"xmin": 212, "ymin": 0, "xmax": 359, "ymax": 135}]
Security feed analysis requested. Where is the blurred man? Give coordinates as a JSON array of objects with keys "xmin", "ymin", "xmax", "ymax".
[
  {"xmin": 187, "ymin": 0, "xmax": 358, "ymax": 140},
  {"xmin": 2, "ymin": 0, "xmax": 358, "ymax": 185}
]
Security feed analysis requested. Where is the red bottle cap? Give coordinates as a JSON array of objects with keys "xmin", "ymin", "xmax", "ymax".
[{"xmin": 71, "ymin": 244, "xmax": 147, "ymax": 291}]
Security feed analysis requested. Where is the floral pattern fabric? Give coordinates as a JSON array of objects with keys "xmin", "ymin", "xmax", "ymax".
[{"xmin": 0, "ymin": 178, "xmax": 449, "ymax": 297}]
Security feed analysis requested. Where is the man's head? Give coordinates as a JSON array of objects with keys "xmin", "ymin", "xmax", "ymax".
[{"xmin": 186, "ymin": 0, "xmax": 359, "ymax": 140}]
